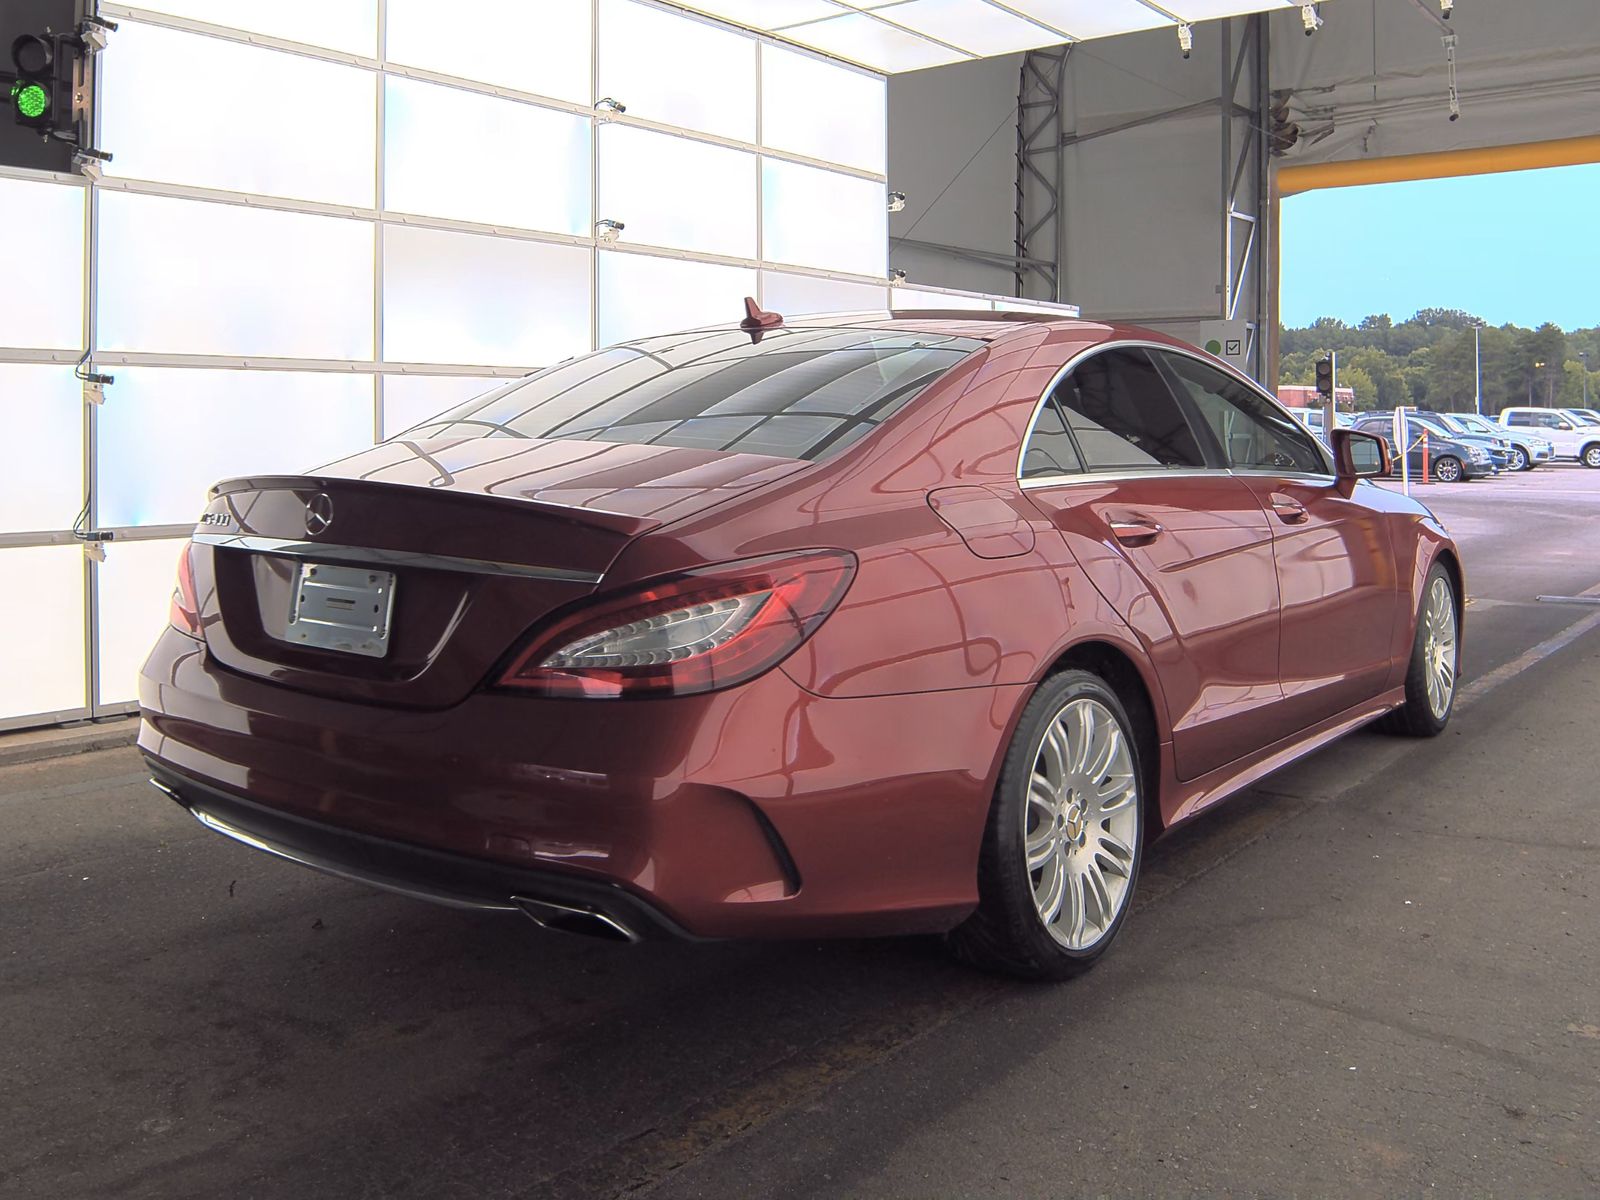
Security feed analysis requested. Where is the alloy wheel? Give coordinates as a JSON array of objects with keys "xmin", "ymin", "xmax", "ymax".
[
  {"xmin": 1584, "ymin": 446, "xmax": 1600, "ymax": 468},
  {"xmin": 1024, "ymin": 697, "xmax": 1139, "ymax": 950},
  {"xmin": 1508, "ymin": 447, "xmax": 1528, "ymax": 471},
  {"xmin": 1422, "ymin": 576, "xmax": 1458, "ymax": 719},
  {"xmin": 1434, "ymin": 456, "xmax": 1461, "ymax": 482}
]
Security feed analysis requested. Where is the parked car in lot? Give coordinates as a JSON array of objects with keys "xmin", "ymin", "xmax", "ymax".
[
  {"xmin": 1408, "ymin": 411, "xmax": 1510, "ymax": 474},
  {"xmin": 1286, "ymin": 406, "xmax": 1353, "ymax": 437},
  {"xmin": 1498, "ymin": 406, "xmax": 1600, "ymax": 467},
  {"xmin": 1447, "ymin": 412, "xmax": 1553, "ymax": 471},
  {"xmin": 1349, "ymin": 412, "xmax": 1495, "ymax": 481},
  {"xmin": 140, "ymin": 311, "xmax": 1463, "ymax": 980}
]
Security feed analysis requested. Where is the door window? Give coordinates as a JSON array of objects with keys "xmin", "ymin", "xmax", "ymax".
[
  {"xmin": 1047, "ymin": 348, "xmax": 1207, "ymax": 471},
  {"xmin": 1159, "ymin": 352, "xmax": 1328, "ymax": 474}
]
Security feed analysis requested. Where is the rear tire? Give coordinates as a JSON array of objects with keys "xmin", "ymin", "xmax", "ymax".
[
  {"xmin": 1432, "ymin": 455, "xmax": 1463, "ymax": 483},
  {"xmin": 1582, "ymin": 444, "xmax": 1600, "ymax": 469},
  {"xmin": 948, "ymin": 670, "xmax": 1145, "ymax": 981},
  {"xmin": 1379, "ymin": 562, "xmax": 1459, "ymax": 738}
]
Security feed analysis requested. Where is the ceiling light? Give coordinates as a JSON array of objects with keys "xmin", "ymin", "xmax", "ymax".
[
  {"xmin": 1440, "ymin": 0, "xmax": 1453, "ymax": 17},
  {"xmin": 1177, "ymin": 23, "xmax": 1193, "ymax": 58},
  {"xmin": 1300, "ymin": 4, "xmax": 1323, "ymax": 35}
]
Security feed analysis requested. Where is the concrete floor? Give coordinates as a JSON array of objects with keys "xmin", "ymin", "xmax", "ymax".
[{"xmin": 4, "ymin": 467, "xmax": 1598, "ymax": 1199}]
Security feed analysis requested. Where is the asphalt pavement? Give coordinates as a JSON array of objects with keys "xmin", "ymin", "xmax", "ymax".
[{"xmin": 3, "ymin": 466, "xmax": 1598, "ymax": 1199}]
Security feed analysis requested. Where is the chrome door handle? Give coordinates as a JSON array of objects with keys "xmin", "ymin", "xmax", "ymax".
[
  {"xmin": 1269, "ymin": 494, "xmax": 1309, "ymax": 524},
  {"xmin": 1109, "ymin": 518, "xmax": 1164, "ymax": 544}
]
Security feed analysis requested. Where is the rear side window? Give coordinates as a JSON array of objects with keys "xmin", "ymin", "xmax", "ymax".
[
  {"xmin": 400, "ymin": 327, "xmax": 982, "ymax": 462},
  {"xmin": 1020, "ymin": 396, "xmax": 1085, "ymax": 478},
  {"xmin": 1048, "ymin": 348, "xmax": 1207, "ymax": 471}
]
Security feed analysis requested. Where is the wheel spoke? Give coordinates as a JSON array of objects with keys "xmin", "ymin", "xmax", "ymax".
[
  {"xmin": 1096, "ymin": 828, "xmax": 1136, "ymax": 876},
  {"xmin": 1025, "ymin": 824, "xmax": 1056, "ymax": 871},
  {"xmin": 1084, "ymin": 860, "xmax": 1113, "ymax": 929},
  {"xmin": 1035, "ymin": 855, "xmax": 1066, "ymax": 923},
  {"xmin": 1038, "ymin": 721, "xmax": 1069, "ymax": 789},
  {"xmin": 1066, "ymin": 870, "xmax": 1088, "ymax": 946},
  {"xmin": 1084, "ymin": 723, "xmax": 1122, "ymax": 784},
  {"xmin": 1067, "ymin": 702, "xmax": 1095, "ymax": 774},
  {"xmin": 1096, "ymin": 770, "xmax": 1136, "ymax": 810}
]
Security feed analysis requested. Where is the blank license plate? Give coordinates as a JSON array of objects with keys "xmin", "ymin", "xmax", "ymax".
[{"xmin": 285, "ymin": 561, "xmax": 396, "ymax": 658}]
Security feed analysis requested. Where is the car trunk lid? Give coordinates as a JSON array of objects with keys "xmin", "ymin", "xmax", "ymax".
[{"xmin": 191, "ymin": 437, "xmax": 806, "ymax": 708}]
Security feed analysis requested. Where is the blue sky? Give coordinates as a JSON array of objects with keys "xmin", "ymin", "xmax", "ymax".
[{"xmin": 1279, "ymin": 162, "xmax": 1600, "ymax": 331}]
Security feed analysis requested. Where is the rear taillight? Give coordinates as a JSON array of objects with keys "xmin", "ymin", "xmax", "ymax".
[
  {"xmin": 496, "ymin": 550, "xmax": 856, "ymax": 698},
  {"xmin": 169, "ymin": 541, "xmax": 201, "ymax": 639}
]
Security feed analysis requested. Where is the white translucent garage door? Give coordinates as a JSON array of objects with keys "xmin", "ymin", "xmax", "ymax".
[{"xmin": 0, "ymin": 1, "xmax": 1070, "ymax": 730}]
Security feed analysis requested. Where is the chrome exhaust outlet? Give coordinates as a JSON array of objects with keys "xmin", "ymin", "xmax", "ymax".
[{"xmin": 512, "ymin": 896, "xmax": 640, "ymax": 944}]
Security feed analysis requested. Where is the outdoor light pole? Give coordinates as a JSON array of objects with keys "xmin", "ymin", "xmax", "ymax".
[
  {"xmin": 1473, "ymin": 323, "xmax": 1482, "ymax": 416},
  {"xmin": 1582, "ymin": 350, "xmax": 1591, "ymax": 409}
]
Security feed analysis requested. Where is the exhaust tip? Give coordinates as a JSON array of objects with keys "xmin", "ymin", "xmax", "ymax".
[{"xmin": 512, "ymin": 896, "xmax": 640, "ymax": 944}]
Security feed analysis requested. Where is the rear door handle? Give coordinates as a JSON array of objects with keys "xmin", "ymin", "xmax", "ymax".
[
  {"xmin": 1108, "ymin": 516, "xmax": 1164, "ymax": 545},
  {"xmin": 1269, "ymin": 494, "xmax": 1309, "ymax": 524}
]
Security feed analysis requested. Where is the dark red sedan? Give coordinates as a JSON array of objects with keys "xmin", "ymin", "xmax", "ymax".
[{"xmin": 141, "ymin": 310, "xmax": 1462, "ymax": 979}]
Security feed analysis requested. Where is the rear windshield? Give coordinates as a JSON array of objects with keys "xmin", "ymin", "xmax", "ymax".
[{"xmin": 401, "ymin": 327, "xmax": 982, "ymax": 462}]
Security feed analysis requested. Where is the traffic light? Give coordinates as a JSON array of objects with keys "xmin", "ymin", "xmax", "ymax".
[
  {"xmin": 9, "ymin": 33, "xmax": 55, "ymax": 130},
  {"xmin": 1315, "ymin": 356, "xmax": 1334, "ymax": 399}
]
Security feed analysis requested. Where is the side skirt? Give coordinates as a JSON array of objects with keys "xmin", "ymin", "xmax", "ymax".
[{"xmin": 1157, "ymin": 686, "xmax": 1406, "ymax": 829}]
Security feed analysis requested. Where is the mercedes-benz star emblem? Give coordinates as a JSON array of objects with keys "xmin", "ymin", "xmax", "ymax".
[{"xmin": 304, "ymin": 492, "xmax": 335, "ymax": 537}]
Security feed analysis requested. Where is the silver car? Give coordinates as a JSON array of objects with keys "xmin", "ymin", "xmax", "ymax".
[{"xmin": 1447, "ymin": 412, "xmax": 1552, "ymax": 472}]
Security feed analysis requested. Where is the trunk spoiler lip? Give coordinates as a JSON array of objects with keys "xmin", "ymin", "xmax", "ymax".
[
  {"xmin": 189, "ymin": 531, "xmax": 605, "ymax": 585},
  {"xmin": 208, "ymin": 474, "xmax": 663, "ymax": 539}
]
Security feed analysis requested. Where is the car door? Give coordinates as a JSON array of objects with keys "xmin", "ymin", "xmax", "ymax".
[
  {"xmin": 1019, "ymin": 346, "xmax": 1285, "ymax": 782},
  {"xmin": 1155, "ymin": 350, "xmax": 1398, "ymax": 732}
]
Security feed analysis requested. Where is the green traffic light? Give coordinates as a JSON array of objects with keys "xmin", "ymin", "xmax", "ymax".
[{"xmin": 12, "ymin": 81, "xmax": 49, "ymax": 120}]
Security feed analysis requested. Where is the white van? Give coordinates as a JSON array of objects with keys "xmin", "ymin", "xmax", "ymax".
[{"xmin": 1497, "ymin": 407, "xmax": 1600, "ymax": 467}]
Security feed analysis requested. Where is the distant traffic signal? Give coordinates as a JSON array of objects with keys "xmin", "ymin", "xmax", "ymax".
[
  {"xmin": 9, "ymin": 33, "xmax": 55, "ymax": 130},
  {"xmin": 1315, "ymin": 356, "xmax": 1334, "ymax": 399}
]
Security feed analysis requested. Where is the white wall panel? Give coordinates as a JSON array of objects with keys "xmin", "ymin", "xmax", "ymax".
[
  {"xmin": 97, "ymin": 369, "xmax": 375, "ymax": 528},
  {"xmin": 596, "ymin": 252, "xmax": 757, "ymax": 345},
  {"xmin": 384, "ymin": 376, "xmax": 500, "ymax": 437},
  {"xmin": 761, "ymin": 45, "xmax": 887, "ymax": 174},
  {"xmin": 96, "ymin": 538, "xmax": 187, "ymax": 707},
  {"xmin": 137, "ymin": 0, "xmax": 378, "ymax": 56},
  {"xmin": 98, "ymin": 192, "xmax": 374, "ymax": 359},
  {"xmin": 0, "ymin": 177, "xmax": 83, "ymax": 350},
  {"xmin": 762, "ymin": 159, "xmax": 887, "ymax": 276},
  {"xmin": 385, "ymin": 78, "xmax": 590, "ymax": 234},
  {"xmin": 0, "ymin": 367, "xmax": 83, "ymax": 535},
  {"xmin": 760, "ymin": 271, "xmax": 887, "ymax": 314},
  {"xmin": 385, "ymin": 0, "xmax": 591, "ymax": 103},
  {"xmin": 384, "ymin": 226, "xmax": 591, "ymax": 366},
  {"xmin": 597, "ymin": 0, "xmax": 757, "ymax": 142},
  {"xmin": 100, "ymin": 22, "xmax": 376, "ymax": 207},
  {"xmin": 598, "ymin": 125, "xmax": 756, "ymax": 259},
  {"xmin": 0, "ymin": 547, "xmax": 85, "ymax": 720}
]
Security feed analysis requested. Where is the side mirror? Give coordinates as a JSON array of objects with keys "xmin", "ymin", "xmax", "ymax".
[
  {"xmin": 1332, "ymin": 428, "xmax": 1389, "ymax": 480},
  {"xmin": 1558, "ymin": 420, "xmax": 1576, "ymax": 430}
]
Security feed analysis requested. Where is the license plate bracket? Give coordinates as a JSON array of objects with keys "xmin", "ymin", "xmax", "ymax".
[{"xmin": 284, "ymin": 561, "xmax": 396, "ymax": 658}]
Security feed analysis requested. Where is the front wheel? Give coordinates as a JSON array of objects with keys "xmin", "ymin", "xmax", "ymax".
[
  {"xmin": 949, "ymin": 670, "xmax": 1145, "ymax": 980},
  {"xmin": 1380, "ymin": 562, "xmax": 1459, "ymax": 738},
  {"xmin": 1432, "ymin": 455, "xmax": 1463, "ymax": 483},
  {"xmin": 1507, "ymin": 446, "xmax": 1529, "ymax": 472},
  {"xmin": 1582, "ymin": 444, "xmax": 1600, "ymax": 469}
]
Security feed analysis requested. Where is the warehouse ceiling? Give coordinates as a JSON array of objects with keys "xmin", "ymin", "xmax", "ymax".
[{"xmin": 670, "ymin": 0, "xmax": 1321, "ymax": 71}]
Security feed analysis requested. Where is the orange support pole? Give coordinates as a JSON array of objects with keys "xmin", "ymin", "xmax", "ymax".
[{"xmin": 1420, "ymin": 431, "xmax": 1431, "ymax": 485}]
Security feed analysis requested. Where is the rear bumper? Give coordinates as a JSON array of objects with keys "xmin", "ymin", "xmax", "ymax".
[
  {"xmin": 140, "ymin": 627, "xmax": 1020, "ymax": 939},
  {"xmin": 149, "ymin": 760, "xmax": 693, "ymax": 941}
]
